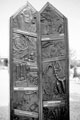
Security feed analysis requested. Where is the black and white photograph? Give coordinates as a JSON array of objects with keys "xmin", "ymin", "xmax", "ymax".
[{"xmin": 0, "ymin": 0, "xmax": 80, "ymax": 120}]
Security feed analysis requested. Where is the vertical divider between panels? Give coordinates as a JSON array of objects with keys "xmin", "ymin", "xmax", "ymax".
[{"xmin": 36, "ymin": 12, "xmax": 43, "ymax": 120}]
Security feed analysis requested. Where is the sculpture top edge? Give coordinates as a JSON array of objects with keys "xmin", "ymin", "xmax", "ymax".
[
  {"xmin": 39, "ymin": 2, "xmax": 65, "ymax": 18},
  {"xmin": 12, "ymin": 1, "xmax": 37, "ymax": 19},
  {"xmin": 11, "ymin": 1, "xmax": 67, "ymax": 19}
]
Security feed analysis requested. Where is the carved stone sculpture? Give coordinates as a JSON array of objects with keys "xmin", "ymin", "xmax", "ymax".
[{"xmin": 10, "ymin": 2, "xmax": 69, "ymax": 120}]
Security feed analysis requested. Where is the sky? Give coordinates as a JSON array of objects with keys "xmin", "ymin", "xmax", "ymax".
[{"xmin": 0, "ymin": 0, "xmax": 80, "ymax": 106}]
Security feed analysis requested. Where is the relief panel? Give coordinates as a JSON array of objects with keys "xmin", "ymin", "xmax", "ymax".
[
  {"xmin": 12, "ymin": 32, "xmax": 38, "ymax": 87},
  {"xmin": 40, "ymin": 5, "xmax": 64, "ymax": 35},
  {"xmin": 43, "ymin": 105, "xmax": 69, "ymax": 120},
  {"xmin": 13, "ymin": 91, "xmax": 39, "ymax": 112},
  {"xmin": 41, "ymin": 40, "xmax": 66, "ymax": 59},
  {"xmin": 12, "ymin": 33, "xmax": 37, "ymax": 65},
  {"xmin": 13, "ymin": 63, "xmax": 38, "ymax": 87},
  {"xmin": 42, "ymin": 60, "xmax": 66, "ymax": 101},
  {"xmin": 12, "ymin": 3, "xmax": 37, "ymax": 33}
]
